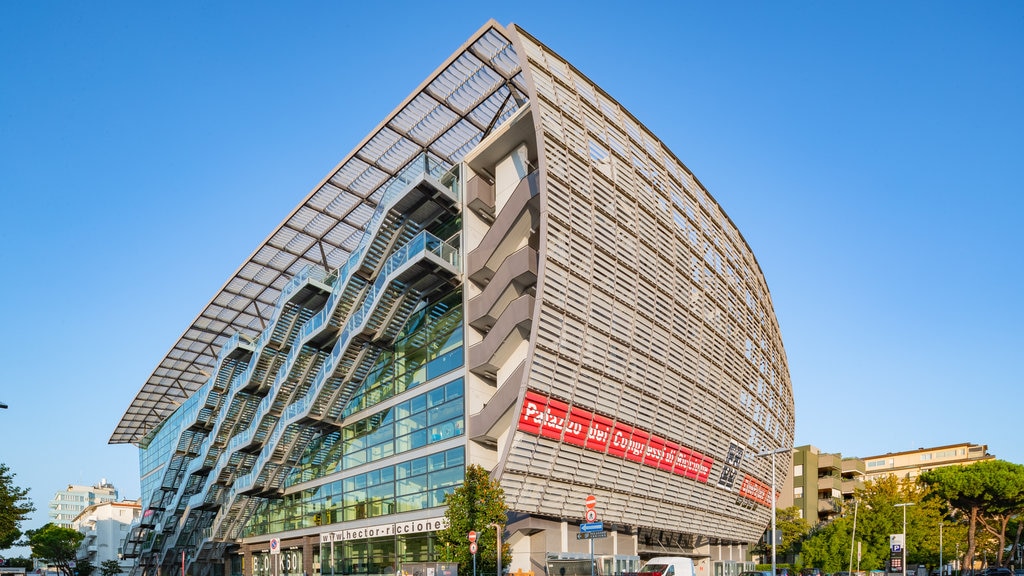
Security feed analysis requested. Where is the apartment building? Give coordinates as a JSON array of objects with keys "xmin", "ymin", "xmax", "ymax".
[
  {"xmin": 779, "ymin": 445, "xmax": 864, "ymax": 524},
  {"xmin": 862, "ymin": 443, "xmax": 993, "ymax": 482},
  {"xmin": 111, "ymin": 20, "xmax": 794, "ymax": 576},
  {"xmin": 48, "ymin": 481, "xmax": 119, "ymax": 528},
  {"xmin": 72, "ymin": 500, "xmax": 142, "ymax": 573}
]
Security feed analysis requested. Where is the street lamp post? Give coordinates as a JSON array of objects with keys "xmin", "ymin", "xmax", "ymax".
[
  {"xmin": 849, "ymin": 499, "xmax": 859, "ymax": 576},
  {"xmin": 895, "ymin": 503, "xmax": 915, "ymax": 576},
  {"xmin": 756, "ymin": 447, "xmax": 790, "ymax": 576},
  {"xmin": 939, "ymin": 522, "xmax": 943, "ymax": 576},
  {"xmin": 487, "ymin": 523, "xmax": 502, "ymax": 576}
]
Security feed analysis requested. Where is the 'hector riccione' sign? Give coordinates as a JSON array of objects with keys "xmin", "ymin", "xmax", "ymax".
[{"xmin": 517, "ymin": 390, "xmax": 714, "ymax": 482}]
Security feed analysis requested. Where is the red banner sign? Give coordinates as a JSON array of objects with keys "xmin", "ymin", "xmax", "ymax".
[
  {"xmin": 738, "ymin": 474, "xmax": 774, "ymax": 507},
  {"xmin": 517, "ymin": 390, "xmax": 714, "ymax": 483}
]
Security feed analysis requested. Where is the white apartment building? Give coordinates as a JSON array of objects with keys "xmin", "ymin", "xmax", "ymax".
[
  {"xmin": 49, "ymin": 480, "xmax": 119, "ymax": 527},
  {"xmin": 72, "ymin": 500, "xmax": 142, "ymax": 572}
]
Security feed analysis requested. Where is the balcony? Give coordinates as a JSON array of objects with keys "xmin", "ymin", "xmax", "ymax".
[
  {"xmin": 817, "ymin": 498, "xmax": 840, "ymax": 514},
  {"xmin": 817, "ymin": 474, "xmax": 842, "ymax": 492}
]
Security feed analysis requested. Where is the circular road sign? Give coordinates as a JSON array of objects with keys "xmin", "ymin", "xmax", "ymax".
[
  {"xmin": 585, "ymin": 508, "xmax": 598, "ymax": 522},
  {"xmin": 468, "ymin": 530, "xmax": 477, "ymax": 543},
  {"xmin": 470, "ymin": 542, "xmax": 478, "ymax": 555},
  {"xmin": 585, "ymin": 494, "xmax": 596, "ymax": 509}
]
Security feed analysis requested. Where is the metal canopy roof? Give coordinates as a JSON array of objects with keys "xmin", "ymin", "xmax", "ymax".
[{"xmin": 111, "ymin": 20, "xmax": 526, "ymax": 446}]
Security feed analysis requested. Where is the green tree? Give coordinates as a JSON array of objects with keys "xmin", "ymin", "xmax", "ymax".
[
  {"xmin": 26, "ymin": 523, "xmax": 84, "ymax": 576},
  {"xmin": 752, "ymin": 507, "xmax": 811, "ymax": 563},
  {"xmin": 921, "ymin": 460, "xmax": 1024, "ymax": 569},
  {"xmin": 0, "ymin": 463, "xmax": 36, "ymax": 550},
  {"xmin": 435, "ymin": 464, "xmax": 509, "ymax": 575},
  {"xmin": 801, "ymin": 514, "xmax": 854, "ymax": 572},
  {"xmin": 76, "ymin": 559, "xmax": 95, "ymax": 576},
  {"xmin": 5, "ymin": 557, "xmax": 34, "ymax": 569},
  {"xmin": 100, "ymin": 559, "xmax": 123, "ymax": 576},
  {"xmin": 1008, "ymin": 517, "xmax": 1024, "ymax": 568},
  {"xmin": 805, "ymin": 475, "xmax": 948, "ymax": 572}
]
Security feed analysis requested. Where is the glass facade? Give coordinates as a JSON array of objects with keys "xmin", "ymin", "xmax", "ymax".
[
  {"xmin": 244, "ymin": 445, "xmax": 464, "ymax": 537},
  {"xmin": 138, "ymin": 410, "xmax": 183, "ymax": 511}
]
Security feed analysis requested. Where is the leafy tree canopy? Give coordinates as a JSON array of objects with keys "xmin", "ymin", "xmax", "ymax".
[
  {"xmin": 801, "ymin": 475, "xmax": 948, "ymax": 572},
  {"xmin": 100, "ymin": 559, "xmax": 123, "ymax": 576},
  {"xmin": 4, "ymin": 557, "xmax": 35, "ymax": 569},
  {"xmin": 0, "ymin": 463, "xmax": 36, "ymax": 550},
  {"xmin": 26, "ymin": 523, "xmax": 84, "ymax": 576},
  {"xmin": 77, "ymin": 559, "xmax": 95, "ymax": 576},
  {"xmin": 435, "ymin": 464, "xmax": 510, "ymax": 574},
  {"xmin": 752, "ymin": 506, "xmax": 811, "ymax": 562},
  {"xmin": 921, "ymin": 460, "xmax": 1024, "ymax": 569}
]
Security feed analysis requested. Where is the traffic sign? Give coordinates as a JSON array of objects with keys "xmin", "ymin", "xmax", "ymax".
[
  {"xmin": 585, "ymin": 494, "xmax": 597, "ymax": 509},
  {"xmin": 585, "ymin": 509, "xmax": 597, "ymax": 522},
  {"xmin": 576, "ymin": 532, "xmax": 608, "ymax": 540},
  {"xmin": 470, "ymin": 542, "xmax": 478, "ymax": 555},
  {"xmin": 468, "ymin": 531, "xmax": 477, "ymax": 543},
  {"xmin": 580, "ymin": 522, "xmax": 604, "ymax": 533}
]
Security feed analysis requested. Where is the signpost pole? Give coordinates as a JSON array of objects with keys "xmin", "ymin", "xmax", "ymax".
[
  {"xmin": 586, "ymin": 495, "xmax": 597, "ymax": 576},
  {"xmin": 469, "ymin": 531, "xmax": 478, "ymax": 576},
  {"xmin": 590, "ymin": 537, "xmax": 595, "ymax": 576}
]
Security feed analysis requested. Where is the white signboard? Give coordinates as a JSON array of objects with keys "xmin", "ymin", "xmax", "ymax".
[{"xmin": 321, "ymin": 516, "xmax": 448, "ymax": 543}]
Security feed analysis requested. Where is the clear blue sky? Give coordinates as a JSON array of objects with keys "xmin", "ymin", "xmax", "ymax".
[{"xmin": 2, "ymin": 0, "xmax": 1022, "ymax": 554}]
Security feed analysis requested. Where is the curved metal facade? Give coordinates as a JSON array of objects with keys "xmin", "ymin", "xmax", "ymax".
[{"xmin": 463, "ymin": 26, "xmax": 794, "ymax": 546}]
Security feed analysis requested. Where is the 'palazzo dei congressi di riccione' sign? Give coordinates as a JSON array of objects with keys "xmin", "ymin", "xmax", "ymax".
[
  {"xmin": 516, "ymin": 391, "xmax": 776, "ymax": 508},
  {"xmin": 319, "ymin": 517, "xmax": 448, "ymax": 543},
  {"xmin": 517, "ymin": 390, "xmax": 714, "ymax": 482}
]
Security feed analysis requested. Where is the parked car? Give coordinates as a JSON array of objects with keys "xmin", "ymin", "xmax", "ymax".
[
  {"xmin": 739, "ymin": 571, "xmax": 771, "ymax": 576},
  {"xmin": 776, "ymin": 569, "xmax": 794, "ymax": 576},
  {"xmin": 984, "ymin": 569, "xmax": 1012, "ymax": 576}
]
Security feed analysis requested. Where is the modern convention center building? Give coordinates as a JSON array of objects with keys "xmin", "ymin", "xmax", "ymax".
[{"xmin": 112, "ymin": 19, "xmax": 794, "ymax": 576}]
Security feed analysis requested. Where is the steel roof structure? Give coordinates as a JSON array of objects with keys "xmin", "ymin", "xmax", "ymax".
[{"xmin": 111, "ymin": 20, "xmax": 527, "ymax": 446}]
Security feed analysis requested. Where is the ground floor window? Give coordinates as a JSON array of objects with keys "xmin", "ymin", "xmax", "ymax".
[
  {"xmin": 251, "ymin": 549, "xmax": 305, "ymax": 576},
  {"xmin": 319, "ymin": 532, "xmax": 439, "ymax": 576}
]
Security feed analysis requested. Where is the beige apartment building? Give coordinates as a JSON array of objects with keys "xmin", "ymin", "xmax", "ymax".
[
  {"xmin": 777, "ymin": 443, "xmax": 993, "ymax": 527},
  {"xmin": 861, "ymin": 442, "xmax": 993, "ymax": 482}
]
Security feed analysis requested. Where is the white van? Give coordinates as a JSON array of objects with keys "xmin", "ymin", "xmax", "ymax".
[{"xmin": 637, "ymin": 557, "xmax": 697, "ymax": 576}]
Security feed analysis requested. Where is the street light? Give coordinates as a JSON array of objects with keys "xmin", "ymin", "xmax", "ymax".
[
  {"xmin": 895, "ymin": 502, "xmax": 915, "ymax": 576},
  {"xmin": 487, "ymin": 523, "xmax": 502, "ymax": 576},
  {"xmin": 756, "ymin": 447, "xmax": 791, "ymax": 576},
  {"xmin": 939, "ymin": 522, "xmax": 943, "ymax": 576},
  {"xmin": 848, "ymin": 499, "xmax": 859, "ymax": 576}
]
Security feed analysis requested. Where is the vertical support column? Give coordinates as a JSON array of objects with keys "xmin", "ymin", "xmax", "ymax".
[{"xmin": 304, "ymin": 535, "xmax": 316, "ymax": 576}]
